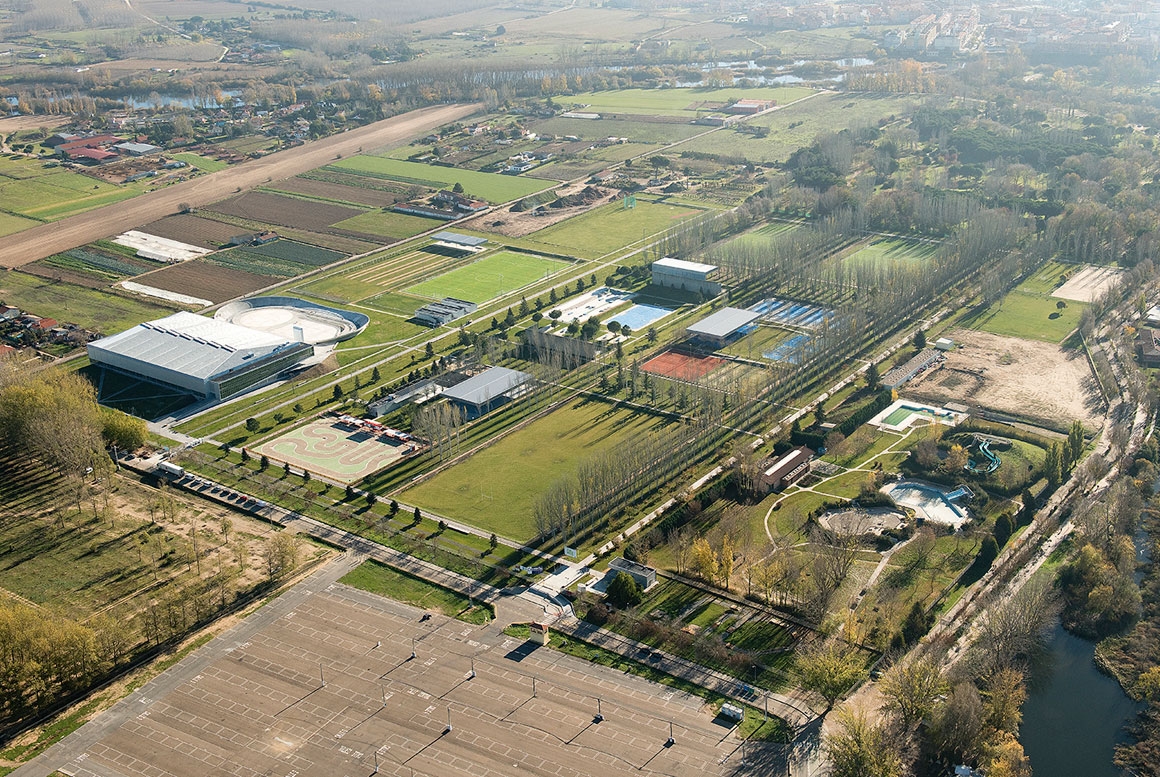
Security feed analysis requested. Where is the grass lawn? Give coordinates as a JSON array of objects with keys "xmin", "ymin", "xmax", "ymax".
[
  {"xmin": 297, "ymin": 273, "xmax": 385, "ymax": 304},
  {"xmin": 0, "ymin": 164, "xmax": 142, "ymax": 221},
  {"xmin": 360, "ymin": 291, "xmax": 428, "ymax": 317},
  {"xmin": 400, "ymin": 397, "xmax": 672, "ymax": 541},
  {"xmin": 838, "ymin": 237, "xmax": 938, "ymax": 272},
  {"xmin": 721, "ymin": 325, "xmax": 790, "ymax": 360},
  {"xmin": 0, "ymin": 271, "xmax": 177, "ymax": 335},
  {"xmin": 170, "ymin": 152, "xmax": 229, "ymax": 173},
  {"xmin": 404, "ymin": 250, "xmax": 570, "ymax": 303},
  {"xmin": 343, "ymin": 314, "xmax": 426, "ymax": 346},
  {"xmin": 328, "ymin": 156, "xmax": 553, "ymax": 203},
  {"xmin": 340, "ymin": 560, "xmax": 492, "ymax": 623},
  {"xmin": 525, "ymin": 197, "xmax": 705, "ymax": 259},
  {"xmin": 962, "ymin": 291, "xmax": 1085, "ymax": 343},
  {"xmin": 532, "ymin": 116, "xmax": 704, "ymax": 144},
  {"xmin": 558, "ymin": 86, "xmax": 815, "ymax": 117},
  {"xmin": 1017, "ymin": 260, "xmax": 1073, "ymax": 295},
  {"xmin": 333, "ymin": 210, "xmax": 435, "ymax": 241}
]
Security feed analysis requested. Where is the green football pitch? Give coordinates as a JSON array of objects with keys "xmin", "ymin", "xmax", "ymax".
[{"xmin": 404, "ymin": 251, "xmax": 570, "ymax": 303}]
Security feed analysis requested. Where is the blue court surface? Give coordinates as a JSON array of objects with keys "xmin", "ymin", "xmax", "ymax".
[
  {"xmin": 749, "ymin": 297, "xmax": 833, "ymax": 329},
  {"xmin": 607, "ymin": 303, "xmax": 673, "ymax": 330},
  {"xmin": 765, "ymin": 333, "xmax": 813, "ymax": 363}
]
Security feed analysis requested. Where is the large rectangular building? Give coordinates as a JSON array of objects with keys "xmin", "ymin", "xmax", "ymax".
[
  {"xmin": 87, "ymin": 311, "xmax": 313, "ymax": 401},
  {"xmin": 651, "ymin": 257, "xmax": 722, "ymax": 297},
  {"xmin": 443, "ymin": 366, "xmax": 532, "ymax": 415},
  {"xmin": 686, "ymin": 307, "xmax": 762, "ymax": 348}
]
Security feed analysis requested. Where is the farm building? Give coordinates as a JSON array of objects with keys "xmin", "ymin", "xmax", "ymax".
[
  {"xmin": 114, "ymin": 142, "xmax": 162, "ymax": 156},
  {"xmin": 651, "ymin": 257, "xmax": 722, "ymax": 297},
  {"xmin": 607, "ymin": 557, "xmax": 657, "ymax": 591},
  {"xmin": 87, "ymin": 311, "xmax": 314, "ymax": 401},
  {"xmin": 882, "ymin": 348, "xmax": 942, "ymax": 388},
  {"xmin": 442, "ymin": 366, "xmax": 532, "ymax": 415},
  {"xmin": 686, "ymin": 307, "xmax": 762, "ymax": 348},
  {"xmin": 65, "ymin": 147, "xmax": 117, "ymax": 164},
  {"xmin": 759, "ymin": 446, "xmax": 814, "ymax": 492},
  {"xmin": 728, "ymin": 98, "xmax": 775, "ymax": 114},
  {"xmin": 934, "ymin": 337, "xmax": 955, "ymax": 351},
  {"xmin": 413, "ymin": 297, "xmax": 477, "ymax": 327}
]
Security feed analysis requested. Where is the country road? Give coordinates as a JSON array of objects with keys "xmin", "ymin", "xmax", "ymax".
[{"xmin": 0, "ymin": 103, "xmax": 481, "ymax": 267}]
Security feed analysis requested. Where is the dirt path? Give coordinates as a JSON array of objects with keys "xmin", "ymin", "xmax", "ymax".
[{"xmin": 0, "ymin": 103, "xmax": 481, "ymax": 267}]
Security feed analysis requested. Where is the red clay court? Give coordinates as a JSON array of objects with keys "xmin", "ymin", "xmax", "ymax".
[{"xmin": 642, "ymin": 350, "xmax": 725, "ymax": 381}]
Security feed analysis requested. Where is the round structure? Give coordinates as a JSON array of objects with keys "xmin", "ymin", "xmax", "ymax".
[{"xmin": 216, "ymin": 296, "xmax": 368, "ymax": 346}]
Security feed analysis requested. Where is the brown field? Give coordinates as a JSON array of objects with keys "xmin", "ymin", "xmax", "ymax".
[
  {"xmin": 130, "ymin": 260, "xmax": 274, "ymax": 304},
  {"xmin": 642, "ymin": 350, "xmax": 726, "ymax": 381},
  {"xmin": 907, "ymin": 328, "xmax": 1103, "ymax": 428},
  {"xmin": 0, "ymin": 103, "xmax": 482, "ymax": 268},
  {"xmin": 139, "ymin": 213, "xmax": 245, "ymax": 249},
  {"xmin": 207, "ymin": 191, "xmax": 364, "ymax": 232},
  {"xmin": 20, "ymin": 262, "xmax": 114, "ymax": 290},
  {"xmin": 1052, "ymin": 264, "xmax": 1124, "ymax": 304},
  {"xmin": 268, "ymin": 177, "xmax": 405, "ymax": 209}
]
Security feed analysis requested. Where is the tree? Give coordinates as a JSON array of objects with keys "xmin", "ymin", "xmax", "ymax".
[
  {"xmin": 605, "ymin": 571, "xmax": 643, "ymax": 608},
  {"xmin": 866, "ymin": 362, "xmax": 880, "ymax": 391},
  {"xmin": 719, "ymin": 533, "xmax": 734, "ymax": 589},
  {"xmin": 241, "ymin": 448, "xmax": 250, "ymax": 464},
  {"xmin": 293, "ymin": 402, "xmax": 305, "ymax": 415},
  {"xmin": 914, "ymin": 329, "xmax": 927, "ymax": 349},
  {"xmin": 879, "ymin": 656, "xmax": 948, "ymax": 730},
  {"xmin": 101, "ymin": 409, "xmax": 147, "ymax": 450},
  {"xmin": 245, "ymin": 417, "xmax": 260, "ymax": 433},
  {"xmin": 982, "ymin": 667, "xmax": 1026, "ymax": 734},
  {"xmin": 283, "ymin": 461, "xmax": 291, "ymax": 477},
  {"xmin": 931, "ymin": 682, "xmax": 985, "ymax": 761},
  {"xmin": 452, "ymin": 181, "xmax": 464, "ymax": 193},
  {"xmin": 389, "ymin": 499, "xmax": 399, "ymax": 516},
  {"xmin": 413, "ymin": 506, "xmax": 421, "ymax": 523},
  {"xmin": 647, "ymin": 327, "xmax": 657, "ymax": 343},
  {"xmin": 796, "ymin": 639, "xmax": 867, "ymax": 709},
  {"xmin": 259, "ymin": 454, "xmax": 270, "ymax": 471},
  {"xmin": 263, "ymin": 533, "xmax": 299, "ymax": 580},
  {"xmin": 814, "ymin": 399, "xmax": 827, "ymax": 425},
  {"xmin": 825, "ymin": 707, "xmax": 905, "ymax": 777},
  {"xmin": 689, "ymin": 536, "xmax": 718, "ymax": 582},
  {"xmin": 1067, "ymin": 419, "xmax": 1085, "ymax": 466},
  {"xmin": 994, "ymin": 513, "xmax": 1014, "ymax": 547},
  {"xmin": 489, "ymin": 533, "xmax": 498, "ymax": 552},
  {"xmin": 365, "ymin": 492, "xmax": 377, "ymax": 507},
  {"xmin": 976, "ymin": 535, "xmax": 999, "ymax": 571},
  {"xmin": 333, "ymin": 384, "xmax": 344, "ymax": 401},
  {"xmin": 1044, "ymin": 442, "xmax": 1062, "ymax": 488},
  {"xmin": 371, "ymin": 366, "xmax": 381, "ymax": 383}
]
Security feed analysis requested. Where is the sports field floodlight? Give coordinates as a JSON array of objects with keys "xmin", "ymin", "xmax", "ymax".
[
  {"xmin": 372, "ymin": 751, "xmax": 379, "ymax": 774},
  {"xmin": 411, "ymin": 638, "xmax": 417, "ymax": 660},
  {"xmin": 469, "ymin": 657, "xmax": 476, "ymax": 680},
  {"xmin": 666, "ymin": 721, "xmax": 675, "ymax": 747},
  {"xmin": 594, "ymin": 698, "xmax": 604, "ymax": 724},
  {"xmin": 445, "ymin": 707, "xmax": 453, "ymax": 734},
  {"xmin": 532, "ymin": 676, "xmax": 538, "ymax": 698},
  {"xmin": 319, "ymin": 662, "xmax": 326, "ymax": 688}
]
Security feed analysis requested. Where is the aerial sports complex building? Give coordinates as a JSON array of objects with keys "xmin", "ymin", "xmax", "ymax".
[{"xmin": 87, "ymin": 311, "xmax": 314, "ymax": 401}]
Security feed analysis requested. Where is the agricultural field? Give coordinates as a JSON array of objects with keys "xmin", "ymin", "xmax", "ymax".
[
  {"xmin": 558, "ymin": 86, "xmax": 815, "ymax": 117},
  {"xmin": 267, "ymin": 176, "xmax": 405, "ymax": 209},
  {"xmin": 204, "ymin": 239, "xmax": 345, "ymax": 278},
  {"xmin": 327, "ymin": 156, "xmax": 553, "ymax": 203},
  {"xmin": 206, "ymin": 191, "xmax": 363, "ymax": 231},
  {"xmin": 679, "ymin": 92, "xmax": 922, "ymax": 163},
  {"xmin": 0, "ymin": 155, "xmax": 145, "ymax": 223},
  {"xmin": 0, "ymin": 211, "xmax": 39, "ymax": 236},
  {"xmin": 35, "ymin": 246, "xmax": 154, "ymax": 283},
  {"xmin": 169, "ymin": 152, "xmax": 229, "ymax": 173},
  {"xmin": 333, "ymin": 210, "xmax": 437, "ymax": 241},
  {"xmin": 533, "ymin": 116, "xmax": 706, "ymax": 145},
  {"xmin": 401, "ymin": 398, "xmax": 673, "ymax": 541},
  {"xmin": 404, "ymin": 250, "xmax": 570, "ymax": 303},
  {"xmin": 247, "ymin": 239, "xmax": 345, "ymax": 266},
  {"xmin": 0, "ymin": 270, "xmax": 177, "ymax": 334},
  {"xmin": 138, "ymin": 213, "xmax": 247, "ymax": 249},
  {"xmin": 129, "ymin": 260, "xmax": 274, "ymax": 304},
  {"xmin": 518, "ymin": 196, "xmax": 706, "ymax": 259}
]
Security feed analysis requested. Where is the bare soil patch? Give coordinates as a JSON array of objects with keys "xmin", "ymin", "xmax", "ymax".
[
  {"xmin": 206, "ymin": 191, "xmax": 363, "ymax": 231},
  {"xmin": 907, "ymin": 328, "xmax": 1102, "ymax": 428},
  {"xmin": 268, "ymin": 177, "xmax": 405, "ymax": 209},
  {"xmin": 1052, "ymin": 264, "xmax": 1124, "ymax": 303},
  {"xmin": 0, "ymin": 104, "xmax": 480, "ymax": 267},
  {"xmin": 467, "ymin": 181, "xmax": 609, "ymax": 238},
  {"xmin": 130, "ymin": 260, "xmax": 274, "ymax": 304},
  {"xmin": 139, "ymin": 213, "xmax": 244, "ymax": 249}
]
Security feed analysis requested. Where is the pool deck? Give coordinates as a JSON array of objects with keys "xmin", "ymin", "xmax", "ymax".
[{"xmin": 869, "ymin": 398, "xmax": 967, "ymax": 432}]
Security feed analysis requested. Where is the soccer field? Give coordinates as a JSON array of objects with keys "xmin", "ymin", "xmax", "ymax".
[{"xmin": 404, "ymin": 251, "xmax": 570, "ymax": 303}]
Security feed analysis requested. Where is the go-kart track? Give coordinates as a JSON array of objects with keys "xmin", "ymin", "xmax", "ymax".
[
  {"xmin": 26, "ymin": 569, "xmax": 770, "ymax": 777},
  {"xmin": 258, "ymin": 419, "xmax": 418, "ymax": 483}
]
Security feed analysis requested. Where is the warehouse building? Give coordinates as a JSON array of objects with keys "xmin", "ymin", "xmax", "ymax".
[
  {"xmin": 651, "ymin": 257, "xmax": 722, "ymax": 297},
  {"xmin": 413, "ymin": 297, "xmax": 478, "ymax": 327},
  {"xmin": 442, "ymin": 366, "xmax": 532, "ymax": 416},
  {"xmin": 87, "ymin": 311, "xmax": 313, "ymax": 401}
]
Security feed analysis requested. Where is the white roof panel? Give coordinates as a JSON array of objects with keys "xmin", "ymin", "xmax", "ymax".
[
  {"xmin": 653, "ymin": 257, "xmax": 718, "ymax": 275},
  {"xmin": 687, "ymin": 307, "xmax": 762, "ymax": 339}
]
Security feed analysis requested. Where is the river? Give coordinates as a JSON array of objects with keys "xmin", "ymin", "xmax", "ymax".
[{"xmin": 1020, "ymin": 623, "xmax": 1141, "ymax": 775}]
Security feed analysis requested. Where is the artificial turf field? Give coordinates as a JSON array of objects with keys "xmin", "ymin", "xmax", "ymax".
[{"xmin": 404, "ymin": 251, "xmax": 570, "ymax": 303}]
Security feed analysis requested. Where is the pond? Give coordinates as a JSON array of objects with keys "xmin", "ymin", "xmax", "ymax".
[{"xmin": 1020, "ymin": 621, "xmax": 1141, "ymax": 776}]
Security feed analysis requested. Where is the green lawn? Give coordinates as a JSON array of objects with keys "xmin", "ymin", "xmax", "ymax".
[
  {"xmin": 333, "ymin": 210, "xmax": 435, "ymax": 241},
  {"xmin": 524, "ymin": 197, "xmax": 705, "ymax": 259},
  {"xmin": 0, "ymin": 271, "xmax": 177, "ymax": 335},
  {"xmin": 340, "ymin": 560, "xmax": 492, "ymax": 623},
  {"xmin": 328, "ymin": 157, "xmax": 553, "ymax": 203},
  {"xmin": 838, "ymin": 237, "xmax": 939, "ymax": 271},
  {"xmin": 558, "ymin": 86, "xmax": 815, "ymax": 117},
  {"xmin": 170, "ymin": 152, "xmax": 229, "ymax": 173},
  {"xmin": 401, "ymin": 398, "xmax": 672, "ymax": 541},
  {"xmin": 404, "ymin": 251, "xmax": 570, "ymax": 303},
  {"xmin": 963, "ymin": 291, "xmax": 1085, "ymax": 343},
  {"xmin": 0, "ymin": 158, "xmax": 144, "ymax": 221}
]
